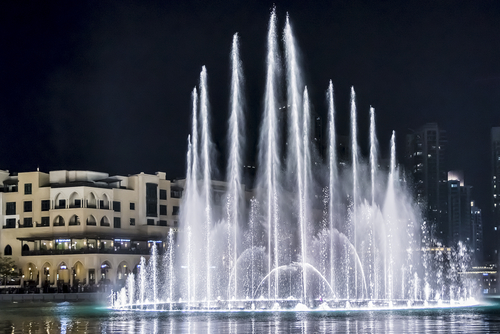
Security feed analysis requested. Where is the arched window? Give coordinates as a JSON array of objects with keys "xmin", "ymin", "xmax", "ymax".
[
  {"xmin": 69, "ymin": 215, "xmax": 80, "ymax": 226},
  {"xmin": 87, "ymin": 215, "xmax": 97, "ymax": 226},
  {"xmin": 22, "ymin": 244, "xmax": 30, "ymax": 252},
  {"xmin": 100, "ymin": 194, "xmax": 110, "ymax": 210},
  {"xmin": 69, "ymin": 192, "xmax": 81, "ymax": 208},
  {"xmin": 4, "ymin": 245, "xmax": 12, "ymax": 256},
  {"xmin": 53, "ymin": 215, "xmax": 65, "ymax": 227},
  {"xmin": 88, "ymin": 192, "xmax": 97, "ymax": 209},
  {"xmin": 100, "ymin": 216, "xmax": 110, "ymax": 227}
]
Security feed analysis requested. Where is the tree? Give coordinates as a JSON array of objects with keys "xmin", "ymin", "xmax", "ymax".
[{"xmin": 0, "ymin": 256, "xmax": 18, "ymax": 288}]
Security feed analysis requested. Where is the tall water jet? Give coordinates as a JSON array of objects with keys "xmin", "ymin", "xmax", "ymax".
[
  {"xmin": 327, "ymin": 81, "xmax": 338, "ymax": 300},
  {"xmin": 350, "ymin": 87, "xmax": 358, "ymax": 299},
  {"xmin": 166, "ymin": 229, "xmax": 175, "ymax": 310},
  {"xmin": 182, "ymin": 87, "xmax": 199, "ymax": 305},
  {"xmin": 139, "ymin": 256, "xmax": 146, "ymax": 307},
  {"xmin": 384, "ymin": 131, "xmax": 397, "ymax": 301},
  {"xmin": 199, "ymin": 66, "xmax": 214, "ymax": 304},
  {"xmin": 226, "ymin": 33, "xmax": 245, "ymax": 300},
  {"xmin": 257, "ymin": 7, "xmax": 281, "ymax": 301},
  {"xmin": 151, "ymin": 242, "xmax": 158, "ymax": 309},
  {"xmin": 369, "ymin": 107, "xmax": 378, "ymax": 299},
  {"xmin": 302, "ymin": 86, "xmax": 313, "ymax": 303},
  {"xmin": 284, "ymin": 13, "xmax": 306, "ymax": 304},
  {"xmin": 369, "ymin": 107, "xmax": 378, "ymax": 206},
  {"xmin": 127, "ymin": 273, "xmax": 135, "ymax": 307}
]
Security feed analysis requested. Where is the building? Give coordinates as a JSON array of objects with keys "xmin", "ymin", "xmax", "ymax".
[
  {"xmin": 471, "ymin": 201, "xmax": 484, "ymax": 263},
  {"xmin": 406, "ymin": 123, "xmax": 448, "ymax": 243},
  {"xmin": 447, "ymin": 171, "xmax": 471, "ymax": 246},
  {"xmin": 0, "ymin": 170, "xmax": 182, "ymax": 292},
  {"xmin": 491, "ymin": 127, "xmax": 500, "ymax": 261}
]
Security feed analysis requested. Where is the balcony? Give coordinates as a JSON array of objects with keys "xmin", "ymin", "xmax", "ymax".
[{"xmin": 22, "ymin": 247, "xmax": 150, "ymax": 256}]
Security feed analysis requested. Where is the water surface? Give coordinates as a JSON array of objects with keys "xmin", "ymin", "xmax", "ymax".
[{"xmin": 1, "ymin": 301, "xmax": 500, "ymax": 333}]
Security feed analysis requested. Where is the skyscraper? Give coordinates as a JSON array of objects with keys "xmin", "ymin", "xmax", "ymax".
[
  {"xmin": 492, "ymin": 128, "xmax": 500, "ymax": 224},
  {"xmin": 490, "ymin": 127, "xmax": 500, "ymax": 261},
  {"xmin": 406, "ymin": 123, "xmax": 448, "ymax": 244},
  {"xmin": 471, "ymin": 201, "xmax": 484, "ymax": 263},
  {"xmin": 447, "ymin": 171, "xmax": 471, "ymax": 247}
]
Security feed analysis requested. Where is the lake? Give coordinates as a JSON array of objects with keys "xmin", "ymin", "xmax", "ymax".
[{"xmin": 1, "ymin": 299, "xmax": 500, "ymax": 333}]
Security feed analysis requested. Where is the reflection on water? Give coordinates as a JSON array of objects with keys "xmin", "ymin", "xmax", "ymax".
[{"xmin": 0, "ymin": 302, "xmax": 500, "ymax": 333}]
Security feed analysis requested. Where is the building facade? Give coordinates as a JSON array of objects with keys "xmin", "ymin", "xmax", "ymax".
[
  {"xmin": 0, "ymin": 170, "xmax": 182, "ymax": 291},
  {"xmin": 406, "ymin": 123, "xmax": 448, "ymax": 244},
  {"xmin": 447, "ymin": 177, "xmax": 471, "ymax": 247},
  {"xmin": 471, "ymin": 201, "xmax": 484, "ymax": 263}
]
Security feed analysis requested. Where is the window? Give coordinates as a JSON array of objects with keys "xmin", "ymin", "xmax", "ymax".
[
  {"xmin": 24, "ymin": 201, "xmax": 32, "ymax": 212},
  {"xmin": 41, "ymin": 200, "xmax": 50, "ymax": 211},
  {"xmin": 130, "ymin": 218, "xmax": 135, "ymax": 226},
  {"xmin": 146, "ymin": 183, "xmax": 158, "ymax": 217},
  {"xmin": 158, "ymin": 220, "xmax": 167, "ymax": 226},
  {"xmin": 113, "ymin": 201, "xmax": 121, "ymax": 212},
  {"xmin": 54, "ymin": 216, "xmax": 65, "ymax": 226},
  {"xmin": 147, "ymin": 219, "xmax": 155, "ymax": 226},
  {"xmin": 171, "ymin": 189, "xmax": 182, "ymax": 198},
  {"xmin": 160, "ymin": 189, "xmax": 167, "ymax": 200},
  {"xmin": 160, "ymin": 205, "xmax": 167, "ymax": 216},
  {"xmin": 23, "ymin": 217, "xmax": 32, "ymax": 228},
  {"xmin": 74, "ymin": 199, "xmax": 81, "ymax": 208},
  {"xmin": 130, "ymin": 202, "xmax": 135, "ymax": 210},
  {"xmin": 100, "ymin": 217, "xmax": 110, "ymax": 227},
  {"xmin": 24, "ymin": 183, "xmax": 32, "ymax": 195},
  {"xmin": 4, "ymin": 245, "xmax": 12, "ymax": 256},
  {"xmin": 89, "ymin": 269, "xmax": 95, "ymax": 285},
  {"xmin": 114, "ymin": 217, "xmax": 121, "ymax": 228},
  {"xmin": 4, "ymin": 219, "xmax": 16, "ymax": 229},
  {"xmin": 58, "ymin": 199, "xmax": 66, "ymax": 209},
  {"xmin": 6, "ymin": 202, "xmax": 16, "ymax": 215},
  {"xmin": 41, "ymin": 217, "xmax": 50, "ymax": 227},
  {"xmin": 172, "ymin": 206, "xmax": 180, "ymax": 216}
]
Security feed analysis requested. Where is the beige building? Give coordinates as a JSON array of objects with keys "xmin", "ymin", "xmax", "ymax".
[{"xmin": 0, "ymin": 170, "xmax": 181, "ymax": 291}]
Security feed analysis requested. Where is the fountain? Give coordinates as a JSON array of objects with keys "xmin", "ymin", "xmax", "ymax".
[{"xmin": 111, "ymin": 9, "xmax": 478, "ymax": 311}]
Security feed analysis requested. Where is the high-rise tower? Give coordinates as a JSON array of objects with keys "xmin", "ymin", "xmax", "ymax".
[
  {"xmin": 406, "ymin": 123, "xmax": 448, "ymax": 243},
  {"xmin": 490, "ymin": 127, "xmax": 500, "ymax": 261}
]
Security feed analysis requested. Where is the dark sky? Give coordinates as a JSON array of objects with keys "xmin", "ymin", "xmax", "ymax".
[{"xmin": 1, "ymin": 1, "xmax": 500, "ymax": 217}]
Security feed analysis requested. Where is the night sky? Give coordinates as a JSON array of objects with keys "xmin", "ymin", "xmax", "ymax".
[{"xmin": 1, "ymin": 1, "xmax": 500, "ymax": 220}]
